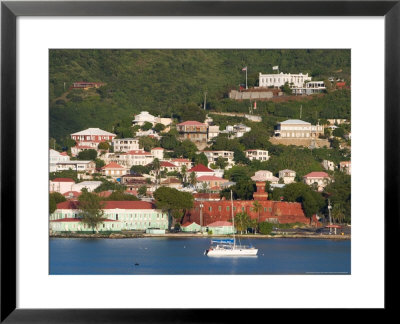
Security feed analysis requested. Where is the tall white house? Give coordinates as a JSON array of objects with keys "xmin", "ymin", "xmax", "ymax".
[
  {"xmin": 274, "ymin": 120, "xmax": 324, "ymax": 138},
  {"xmin": 112, "ymin": 138, "xmax": 140, "ymax": 152},
  {"xmin": 259, "ymin": 72, "xmax": 311, "ymax": 88}
]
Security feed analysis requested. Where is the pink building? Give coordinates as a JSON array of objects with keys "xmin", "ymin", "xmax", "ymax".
[{"xmin": 70, "ymin": 128, "xmax": 116, "ymax": 156}]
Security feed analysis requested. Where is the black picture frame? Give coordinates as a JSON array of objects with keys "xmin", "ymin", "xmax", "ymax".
[{"xmin": 1, "ymin": 0, "xmax": 397, "ymax": 322}]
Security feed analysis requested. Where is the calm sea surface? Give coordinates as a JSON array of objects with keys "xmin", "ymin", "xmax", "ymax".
[{"xmin": 49, "ymin": 237, "xmax": 350, "ymax": 275}]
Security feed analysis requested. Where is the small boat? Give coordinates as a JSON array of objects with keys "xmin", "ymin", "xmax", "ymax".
[{"xmin": 204, "ymin": 190, "xmax": 258, "ymax": 257}]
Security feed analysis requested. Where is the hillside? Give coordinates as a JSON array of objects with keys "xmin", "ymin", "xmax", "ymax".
[{"xmin": 49, "ymin": 49, "xmax": 351, "ymax": 142}]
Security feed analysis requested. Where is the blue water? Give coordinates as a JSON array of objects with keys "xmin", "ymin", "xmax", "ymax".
[{"xmin": 49, "ymin": 237, "xmax": 350, "ymax": 275}]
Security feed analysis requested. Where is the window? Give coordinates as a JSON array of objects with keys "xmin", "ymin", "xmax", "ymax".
[
  {"xmin": 226, "ymin": 206, "xmax": 230, "ymax": 212},
  {"xmin": 209, "ymin": 207, "xmax": 212, "ymax": 212},
  {"xmin": 218, "ymin": 206, "xmax": 222, "ymax": 211}
]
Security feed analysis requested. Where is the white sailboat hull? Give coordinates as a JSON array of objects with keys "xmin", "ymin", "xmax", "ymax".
[{"xmin": 206, "ymin": 248, "xmax": 258, "ymax": 257}]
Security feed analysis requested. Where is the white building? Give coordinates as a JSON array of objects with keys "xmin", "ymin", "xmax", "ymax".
[
  {"xmin": 208, "ymin": 125, "xmax": 220, "ymax": 140},
  {"xmin": 103, "ymin": 150, "xmax": 154, "ymax": 168},
  {"xmin": 72, "ymin": 181, "xmax": 102, "ymax": 192},
  {"xmin": 251, "ymin": 170, "xmax": 279, "ymax": 184},
  {"xmin": 292, "ymin": 81, "xmax": 326, "ymax": 95},
  {"xmin": 151, "ymin": 147, "xmax": 164, "ymax": 160},
  {"xmin": 132, "ymin": 111, "xmax": 172, "ymax": 127},
  {"xmin": 278, "ymin": 169, "xmax": 296, "ymax": 184},
  {"xmin": 112, "ymin": 138, "xmax": 139, "ymax": 152},
  {"xmin": 339, "ymin": 161, "xmax": 351, "ymax": 175},
  {"xmin": 50, "ymin": 200, "xmax": 169, "ymax": 233},
  {"xmin": 101, "ymin": 162, "xmax": 129, "ymax": 178},
  {"xmin": 259, "ymin": 72, "xmax": 312, "ymax": 88},
  {"xmin": 202, "ymin": 150, "xmax": 235, "ymax": 168},
  {"xmin": 322, "ymin": 160, "xmax": 336, "ymax": 171},
  {"xmin": 55, "ymin": 160, "xmax": 96, "ymax": 174},
  {"xmin": 221, "ymin": 123, "xmax": 251, "ymax": 139},
  {"xmin": 274, "ymin": 119, "xmax": 324, "ymax": 138},
  {"xmin": 245, "ymin": 149, "xmax": 269, "ymax": 161},
  {"xmin": 49, "ymin": 149, "xmax": 70, "ymax": 172},
  {"xmin": 70, "ymin": 128, "xmax": 116, "ymax": 156}
]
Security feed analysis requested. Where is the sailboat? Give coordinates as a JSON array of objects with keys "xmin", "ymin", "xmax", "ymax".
[{"xmin": 204, "ymin": 190, "xmax": 258, "ymax": 257}]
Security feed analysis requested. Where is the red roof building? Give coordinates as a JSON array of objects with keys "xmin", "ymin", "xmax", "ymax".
[
  {"xmin": 56, "ymin": 200, "xmax": 156, "ymax": 210},
  {"xmin": 101, "ymin": 162, "xmax": 128, "ymax": 178},
  {"xmin": 52, "ymin": 178, "xmax": 75, "ymax": 183},
  {"xmin": 188, "ymin": 164, "xmax": 213, "ymax": 173},
  {"xmin": 303, "ymin": 172, "xmax": 331, "ymax": 192}
]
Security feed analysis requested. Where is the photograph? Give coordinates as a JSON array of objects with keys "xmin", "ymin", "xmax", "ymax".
[{"xmin": 48, "ymin": 49, "xmax": 351, "ymax": 275}]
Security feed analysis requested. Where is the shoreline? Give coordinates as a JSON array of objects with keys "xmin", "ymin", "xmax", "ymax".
[{"xmin": 50, "ymin": 232, "xmax": 350, "ymax": 240}]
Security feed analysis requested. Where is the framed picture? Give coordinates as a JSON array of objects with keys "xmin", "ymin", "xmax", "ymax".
[{"xmin": 1, "ymin": 0, "xmax": 397, "ymax": 321}]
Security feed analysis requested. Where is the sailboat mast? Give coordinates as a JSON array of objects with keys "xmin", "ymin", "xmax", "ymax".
[{"xmin": 231, "ymin": 190, "xmax": 235, "ymax": 247}]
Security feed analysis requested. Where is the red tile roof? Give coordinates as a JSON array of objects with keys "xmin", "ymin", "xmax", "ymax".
[
  {"xmin": 52, "ymin": 178, "xmax": 75, "ymax": 183},
  {"xmin": 56, "ymin": 200, "xmax": 156, "ymax": 210},
  {"xmin": 151, "ymin": 147, "xmax": 164, "ymax": 150},
  {"xmin": 60, "ymin": 152, "xmax": 69, "ymax": 156},
  {"xmin": 196, "ymin": 175, "xmax": 227, "ymax": 182},
  {"xmin": 50, "ymin": 218, "xmax": 117, "ymax": 222},
  {"xmin": 101, "ymin": 162, "xmax": 125, "ymax": 169},
  {"xmin": 126, "ymin": 150, "xmax": 151, "ymax": 155},
  {"xmin": 177, "ymin": 120, "xmax": 206, "ymax": 126},
  {"xmin": 303, "ymin": 172, "xmax": 330, "ymax": 178},
  {"xmin": 188, "ymin": 164, "xmax": 213, "ymax": 172},
  {"xmin": 181, "ymin": 221, "xmax": 195, "ymax": 228},
  {"xmin": 161, "ymin": 161, "xmax": 177, "ymax": 167}
]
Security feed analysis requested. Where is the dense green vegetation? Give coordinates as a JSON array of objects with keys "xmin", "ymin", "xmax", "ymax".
[{"xmin": 50, "ymin": 49, "xmax": 350, "ymax": 142}]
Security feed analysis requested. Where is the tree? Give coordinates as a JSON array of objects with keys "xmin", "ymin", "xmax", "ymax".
[
  {"xmin": 141, "ymin": 121, "xmax": 153, "ymax": 131},
  {"xmin": 95, "ymin": 158, "xmax": 105, "ymax": 169},
  {"xmin": 151, "ymin": 158, "xmax": 161, "ymax": 185},
  {"xmin": 193, "ymin": 152, "xmax": 209, "ymax": 166},
  {"xmin": 234, "ymin": 212, "xmax": 250, "ymax": 234},
  {"xmin": 78, "ymin": 189, "xmax": 106, "ymax": 233},
  {"xmin": 180, "ymin": 165, "xmax": 187, "ymax": 185},
  {"xmin": 138, "ymin": 186, "xmax": 147, "ymax": 197},
  {"xmin": 130, "ymin": 165, "xmax": 151, "ymax": 175},
  {"xmin": 139, "ymin": 136, "xmax": 159, "ymax": 152},
  {"xmin": 332, "ymin": 203, "xmax": 345, "ymax": 224},
  {"xmin": 189, "ymin": 172, "xmax": 197, "ymax": 187},
  {"xmin": 214, "ymin": 157, "xmax": 228, "ymax": 169},
  {"xmin": 105, "ymin": 191, "xmax": 139, "ymax": 201},
  {"xmin": 153, "ymin": 187, "xmax": 194, "ymax": 225},
  {"xmin": 258, "ymin": 222, "xmax": 274, "ymax": 235},
  {"xmin": 49, "ymin": 192, "xmax": 66, "ymax": 214},
  {"xmin": 252, "ymin": 200, "xmax": 263, "ymax": 231},
  {"xmin": 281, "ymin": 82, "xmax": 292, "ymax": 95},
  {"xmin": 153, "ymin": 123, "xmax": 166, "ymax": 133},
  {"xmin": 333, "ymin": 127, "xmax": 345, "ymax": 138},
  {"xmin": 98, "ymin": 142, "xmax": 110, "ymax": 150},
  {"xmin": 77, "ymin": 149, "xmax": 97, "ymax": 161},
  {"xmin": 233, "ymin": 148, "xmax": 250, "ymax": 165}
]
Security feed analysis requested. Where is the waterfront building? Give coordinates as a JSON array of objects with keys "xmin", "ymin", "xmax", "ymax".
[
  {"xmin": 206, "ymin": 221, "xmax": 235, "ymax": 235},
  {"xmin": 245, "ymin": 149, "xmax": 270, "ymax": 161},
  {"xmin": 183, "ymin": 181, "xmax": 320, "ymax": 226},
  {"xmin": 259, "ymin": 72, "xmax": 311, "ymax": 88},
  {"xmin": 303, "ymin": 171, "xmax": 331, "ymax": 192},
  {"xmin": 112, "ymin": 138, "xmax": 139, "ymax": 152},
  {"xmin": 278, "ymin": 169, "xmax": 296, "ymax": 184},
  {"xmin": 181, "ymin": 221, "xmax": 202, "ymax": 233},
  {"xmin": 50, "ymin": 149, "xmax": 70, "ymax": 172},
  {"xmin": 50, "ymin": 200, "xmax": 169, "ymax": 233},
  {"xmin": 274, "ymin": 119, "xmax": 324, "ymax": 138}
]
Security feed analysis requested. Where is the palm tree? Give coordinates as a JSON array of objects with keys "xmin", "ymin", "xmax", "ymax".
[
  {"xmin": 189, "ymin": 172, "xmax": 197, "ymax": 187},
  {"xmin": 252, "ymin": 200, "xmax": 263, "ymax": 233},
  {"xmin": 180, "ymin": 165, "xmax": 187, "ymax": 185},
  {"xmin": 332, "ymin": 204, "xmax": 345, "ymax": 224}
]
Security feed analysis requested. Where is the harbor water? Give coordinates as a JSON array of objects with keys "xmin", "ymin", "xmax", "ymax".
[{"xmin": 49, "ymin": 237, "xmax": 350, "ymax": 275}]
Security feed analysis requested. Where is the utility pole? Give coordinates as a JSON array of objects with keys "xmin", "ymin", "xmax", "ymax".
[
  {"xmin": 203, "ymin": 91, "xmax": 207, "ymax": 110},
  {"xmin": 300, "ymin": 105, "xmax": 302, "ymax": 119}
]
